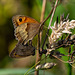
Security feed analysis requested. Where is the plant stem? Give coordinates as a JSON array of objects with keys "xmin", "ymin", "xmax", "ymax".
[
  {"xmin": 48, "ymin": 0, "xmax": 59, "ymax": 29},
  {"xmin": 68, "ymin": 63, "xmax": 72, "ymax": 75},
  {"xmin": 35, "ymin": 0, "xmax": 47, "ymax": 75},
  {"xmin": 42, "ymin": 0, "xmax": 59, "ymax": 50}
]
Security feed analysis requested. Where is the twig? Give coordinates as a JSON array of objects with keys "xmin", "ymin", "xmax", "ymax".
[
  {"xmin": 48, "ymin": 0, "xmax": 59, "ymax": 29},
  {"xmin": 40, "ymin": 0, "xmax": 47, "ymax": 44},
  {"xmin": 35, "ymin": 0, "xmax": 59, "ymax": 74},
  {"xmin": 40, "ymin": 0, "xmax": 47, "ymax": 22},
  {"xmin": 35, "ymin": 0, "xmax": 47, "ymax": 75},
  {"xmin": 42, "ymin": 0, "xmax": 59, "ymax": 50},
  {"xmin": 40, "ymin": 7, "xmax": 54, "ymax": 27}
]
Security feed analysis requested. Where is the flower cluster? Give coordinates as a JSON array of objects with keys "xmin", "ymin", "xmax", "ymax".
[
  {"xmin": 46, "ymin": 17, "xmax": 75, "ymax": 56},
  {"xmin": 49, "ymin": 20, "xmax": 75, "ymax": 44}
]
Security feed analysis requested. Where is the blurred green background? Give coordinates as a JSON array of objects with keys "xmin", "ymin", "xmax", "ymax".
[{"xmin": 0, "ymin": 0, "xmax": 75, "ymax": 75}]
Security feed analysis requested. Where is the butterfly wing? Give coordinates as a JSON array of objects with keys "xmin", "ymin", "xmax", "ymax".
[
  {"xmin": 12, "ymin": 15, "xmax": 39, "ymax": 28},
  {"xmin": 24, "ymin": 22, "xmax": 40, "ymax": 45},
  {"xmin": 9, "ymin": 42, "xmax": 35, "ymax": 58},
  {"xmin": 12, "ymin": 15, "xmax": 40, "ymax": 44},
  {"xmin": 15, "ymin": 23, "xmax": 28, "ymax": 43},
  {"xmin": 15, "ymin": 22, "xmax": 40, "ymax": 45},
  {"xmin": 10, "ymin": 15, "xmax": 40, "ymax": 58}
]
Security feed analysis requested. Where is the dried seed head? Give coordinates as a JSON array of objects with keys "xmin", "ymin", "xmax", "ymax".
[
  {"xmin": 36, "ymin": 63, "xmax": 56, "ymax": 70},
  {"xmin": 49, "ymin": 20, "xmax": 75, "ymax": 44}
]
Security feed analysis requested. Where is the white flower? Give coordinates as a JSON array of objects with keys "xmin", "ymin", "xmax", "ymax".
[
  {"xmin": 62, "ymin": 30, "xmax": 72, "ymax": 34},
  {"xmin": 49, "ymin": 20, "xmax": 75, "ymax": 44}
]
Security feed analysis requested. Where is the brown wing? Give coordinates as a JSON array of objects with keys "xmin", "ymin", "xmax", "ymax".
[
  {"xmin": 23, "ymin": 22, "xmax": 40, "ymax": 45},
  {"xmin": 12, "ymin": 15, "xmax": 39, "ymax": 28},
  {"xmin": 15, "ymin": 22, "xmax": 40, "ymax": 45},
  {"xmin": 9, "ymin": 42, "xmax": 35, "ymax": 58},
  {"xmin": 12, "ymin": 15, "xmax": 40, "ymax": 44},
  {"xmin": 15, "ymin": 23, "xmax": 28, "ymax": 43}
]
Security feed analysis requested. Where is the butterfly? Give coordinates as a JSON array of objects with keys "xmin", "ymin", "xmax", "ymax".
[
  {"xmin": 9, "ymin": 15, "xmax": 40, "ymax": 58},
  {"xmin": 12, "ymin": 15, "xmax": 40, "ymax": 45}
]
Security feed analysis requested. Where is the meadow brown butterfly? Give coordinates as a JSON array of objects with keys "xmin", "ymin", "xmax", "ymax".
[
  {"xmin": 12, "ymin": 15, "xmax": 40, "ymax": 45},
  {"xmin": 9, "ymin": 15, "xmax": 40, "ymax": 58}
]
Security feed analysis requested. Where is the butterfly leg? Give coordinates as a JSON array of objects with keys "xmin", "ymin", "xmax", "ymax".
[
  {"xmin": 22, "ymin": 43, "xmax": 28, "ymax": 46},
  {"xmin": 29, "ymin": 40, "xmax": 32, "ymax": 46},
  {"xmin": 22, "ymin": 40, "xmax": 28, "ymax": 46}
]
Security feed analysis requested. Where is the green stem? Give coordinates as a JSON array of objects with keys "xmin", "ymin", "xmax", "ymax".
[
  {"xmin": 68, "ymin": 63, "xmax": 72, "ymax": 75},
  {"xmin": 24, "ymin": 61, "xmax": 40, "ymax": 75}
]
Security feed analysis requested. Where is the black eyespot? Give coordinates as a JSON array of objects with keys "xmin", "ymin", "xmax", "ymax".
[{"xmin": 19, "ymin": 18, "xmax": 22, "ymax": 22}]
